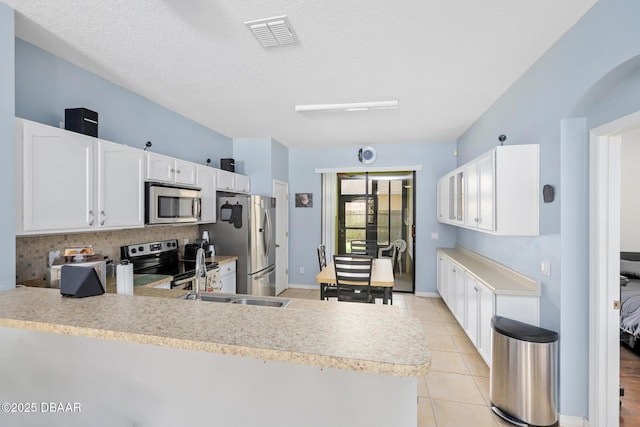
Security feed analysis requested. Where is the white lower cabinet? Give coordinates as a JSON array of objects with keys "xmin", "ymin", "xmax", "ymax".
[
  {"xmin": 477, "ymin": 282, "xmax": 495, "ymax": 363},
  {"xmin": 437, "ymin": 248, "xmax": 539, "ymax": 365},
  {"xmin": 219, "ymin": 261, "xmax": 237, "ymax": 294},
  {"xmin": 465, "ymin": 273, "xmax": 479, "ymax": 347}
]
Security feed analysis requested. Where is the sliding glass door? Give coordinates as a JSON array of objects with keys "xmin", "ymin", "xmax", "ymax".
[{"xmin": 336, "ymin": 171, "xmax": 415, "ymax": 292}]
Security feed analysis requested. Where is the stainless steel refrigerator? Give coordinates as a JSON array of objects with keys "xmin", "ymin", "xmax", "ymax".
[{"xmin": 201, "ymin": 194, "xmax": 276, "ymax": 296}]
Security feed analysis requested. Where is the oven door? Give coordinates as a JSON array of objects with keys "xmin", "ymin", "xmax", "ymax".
[{"xmin": 146, "ymin": 183, "xmax": 201, "ymax": 224}]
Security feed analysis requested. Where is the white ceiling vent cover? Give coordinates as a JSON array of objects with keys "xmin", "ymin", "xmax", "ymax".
[{"xmin": 245, "ymin": 16, "xmax": 297, "ymax": 48}]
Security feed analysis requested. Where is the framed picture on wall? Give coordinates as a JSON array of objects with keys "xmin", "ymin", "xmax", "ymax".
[{"xmin": 295, "ymin": 193, "xmax": 313, "ymax": 208}]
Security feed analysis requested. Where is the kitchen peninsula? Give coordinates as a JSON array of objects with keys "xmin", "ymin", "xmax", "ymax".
[{"xmin": 0, "ymin": 287, "xmax": 429, "ymax": 427}]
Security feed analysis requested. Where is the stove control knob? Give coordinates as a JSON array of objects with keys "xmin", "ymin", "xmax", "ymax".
[
  {"xmin": 131, "ymin": 248, "xmax": 137, "ymax": 254},
  {"xmin": 138, "ymin": 246, "xmax": 144, "ymax": 252}
]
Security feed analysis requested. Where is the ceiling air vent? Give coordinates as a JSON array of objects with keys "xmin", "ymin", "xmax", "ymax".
[{"xmin": 245, "ymin": 16, "xmax": 297, "ymax": 48}]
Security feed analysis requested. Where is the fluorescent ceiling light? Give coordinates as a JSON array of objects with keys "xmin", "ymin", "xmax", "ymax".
[
  {"xmin": 245, "ymin": 16, "xmax": 297, "ymax": 48},
  {"xmin": 295, "ymin": 100, "xmax": 398, "ymax": 112}
]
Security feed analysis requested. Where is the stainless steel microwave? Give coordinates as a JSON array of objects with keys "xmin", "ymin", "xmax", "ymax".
[{"xmin": 145, "ymin": 183, "xmax": 201, "ymax": 225}]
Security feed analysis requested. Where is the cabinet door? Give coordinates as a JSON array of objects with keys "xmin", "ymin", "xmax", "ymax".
[
  {"xmin": 465, "ymin": 162, "xmax": 479, "ymax": 227},
  {"xmin": 146, "ymin": 152, "xmax": 175, "ymax": 182},
  {"xmin": 447, "ymin": 174, "xmax": 456, "ymax": 222},
  {"xmin": 219, "ymin": 262, "xmax": 237, "ymax": 294},
  {"xmin": 453, "ymin": 265, "xmax": 466, "ymax": 326},
  {"xmin": 234, "ymin": 174, "xmax": 250, "ymax": 193},
  {"xmin": 455, "ymin": 170, "xmax": 464, "ymax": 223},
  {"xmin": 217, "ymin": 169, "xmax": 235, "ymax": 191},
  {"xmin": 436, "ymin": 254, "xmax": 445, "ymax": 297},
  {"xmin": 21, "ymin": 120, "xmax": 95, "ymax": 232},
  {"xmin": 436, "ymin": 177, "xmax": 447, "ymax": 222},
  {"xmin": 197, "ymin": 166, "xmax": 217, "ymax": 223},
  {"xmin": 444, "ymin": 259, "xmax": 461, "ymax": 312},
  {"xmin": 477, "ymin": 151, "xmax": 495, "ymax": 231},
  {"xmin": 477, "ymin": 282, "xmax": 495, "ymax": 364},
  {"xmin": 174, "ymin": 159, "xmax": 197, "ymax": 186},
  {"xmin": 97, "ymin": 141, "xmax": 145, "ymax": 229},
  {"xmin": 465, "ymin": 273, "xmax": 479, "ymax": 346}
]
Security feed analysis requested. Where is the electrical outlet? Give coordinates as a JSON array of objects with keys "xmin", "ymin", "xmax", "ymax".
[
  {"xmin": 183, "ymin": 239, "xmax": 189, "ymax": 246},
  {"xmin": 541, "ymin": 260, "xmax": 551, "ymax": 276},
  {"xmin": 431, "ymin": 232, "xmax": 439, "ymax": 240},
  {"xmin": 299, "ymin": 267, "xmax": 305, "ymax": 275}
]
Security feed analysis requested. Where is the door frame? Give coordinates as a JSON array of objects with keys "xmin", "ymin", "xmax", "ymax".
[
  {"xmin": 589, "ymin": 110, "xmax": 640, "ymax": 427},
  {"xmin": 273, "ymin": 179, "xmax": 289, "ymax": 295}
]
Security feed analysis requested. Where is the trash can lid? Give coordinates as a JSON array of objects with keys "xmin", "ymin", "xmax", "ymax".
[{"xmin": 491, "ymin": 316, "xmax": 558, "ymax": 343}]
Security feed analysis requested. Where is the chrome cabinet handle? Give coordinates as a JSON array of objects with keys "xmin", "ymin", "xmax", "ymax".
[
  {"xmin": 100, "ymin": 210, "xmax": 106, "ymax": 226},
  {"xmin": 88, "ymin": 210, "xmax": 95, "ymax": 226}
]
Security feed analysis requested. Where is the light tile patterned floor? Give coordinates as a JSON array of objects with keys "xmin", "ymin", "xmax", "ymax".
[{"xmin": 280, "ymin": 288, "xmax": 511, "ymax": 427}]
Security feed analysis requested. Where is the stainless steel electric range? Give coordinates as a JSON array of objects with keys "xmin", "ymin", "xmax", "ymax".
[{"xmin": 120, "ymin": 239, "xmax": 219, "ymax": 289}]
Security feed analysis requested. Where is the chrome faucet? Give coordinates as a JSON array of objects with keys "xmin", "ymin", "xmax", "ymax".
[{"xmin": 193, "ymin": 247, "xmax": 207, "ymax": 299}]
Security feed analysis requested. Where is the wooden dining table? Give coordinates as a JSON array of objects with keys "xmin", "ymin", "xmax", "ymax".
[{"xmin": 315, "ymin": 258, "xmax": 395, "ymax": 304}]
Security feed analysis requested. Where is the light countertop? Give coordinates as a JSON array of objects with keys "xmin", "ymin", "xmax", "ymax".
[
  {"xmin": 438, "ymin": 247, "xmax": 539, "ymax": 296},
  {"xmin": 0, "ymin": 287, "xmax": 430, "ymax": 377}
]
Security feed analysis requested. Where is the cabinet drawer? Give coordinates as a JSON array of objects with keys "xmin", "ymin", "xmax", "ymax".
[{"xmin": 219, "ymin": 261, "xmax": 236, "ymax": 275}]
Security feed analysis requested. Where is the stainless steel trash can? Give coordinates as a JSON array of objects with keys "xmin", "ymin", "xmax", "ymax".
[{"xmin": 490, "ymin": 316, "xmax": 558, "ymax": 427}]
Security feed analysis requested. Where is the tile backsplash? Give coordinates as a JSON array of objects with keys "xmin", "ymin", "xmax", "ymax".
[{"xmin": 16, "ymin": 225, "xmax": 200, "ymax": 282}]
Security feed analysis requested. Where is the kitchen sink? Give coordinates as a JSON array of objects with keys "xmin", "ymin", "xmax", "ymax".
[
  {"xmin": 180, "ymin": 292, "xmax": 291, "ymax": 308},
  {"xmin": 231, "ymin": 298, "xmax": 290, "ymax": 308},
  {"xmin": 200, "ymin": 294, "xmax": 234, "ymax": 303}
]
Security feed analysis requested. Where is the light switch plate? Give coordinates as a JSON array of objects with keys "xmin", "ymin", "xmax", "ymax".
[
  {"xmin": 541, "ymin": 260, "xmax": 551, "ymax": 276},
  {"xmin": 299, "ymin": 266, "xmax": 304, "ymax": 275}
]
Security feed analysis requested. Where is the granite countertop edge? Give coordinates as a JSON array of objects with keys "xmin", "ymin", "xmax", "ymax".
[{"xmin": 0, "ymin": 288, "xmax": 430, "ymax": 377}]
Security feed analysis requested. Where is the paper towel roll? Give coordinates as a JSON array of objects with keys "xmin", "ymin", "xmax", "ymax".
[{"xmin": 116, "ymin": 261, "xmax": 134, "ymax": 296}]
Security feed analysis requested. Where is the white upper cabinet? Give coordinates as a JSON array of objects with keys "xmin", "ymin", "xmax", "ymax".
[
  {"xmin": 216, "ymin": 169, "xmax": 250, "ymax": 193},
  {"xmin": 197, "ymin": 165, "xmax": 217, "ymax": 223},
  {"xmin": 465, "ymin": 151, "xmax": 495, "ymax": 231},
  {"xmin": 437, "ymin": 144, "xmax": 539, "ymax": 236},
  {"xmin": 16, "ymin": 119, "xmax": 145, "ymax": 235},
  {"xmin": 97, "ymin": 140, "xmax": 145, "ymax": 229},
  {"xmin": 174, "ymin": 159, "xmax": 197, "ymax": 186},
  {"xmin": 436, "ymin": 176, "xmax": 447, "ymax": 222},
  {"xmin": 216, "ymin": 169, "xmax": 235, "ymax": 191},
  {"xmin": 146, "ymin": 152, "xmax": 197, "ymax": 186},
  {"xmin": 234, "ymin": 173, "xmax": 250, "ymax": 193},
  {"xmin": 18, "ymin": 120, "xmax": 95, "ymax": 233}
]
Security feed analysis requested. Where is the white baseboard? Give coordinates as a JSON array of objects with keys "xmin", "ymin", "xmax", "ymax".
[
  {"xmin": 286, "ymin": 284, "xmax": 319, "ymax": 290},
  {"xmin": 415, "ymin": 291, "xmax": 440, "ymax": 298},
  {"xmin": 559, "ymin": 414, "xmax": 586, "ymax": 427}
]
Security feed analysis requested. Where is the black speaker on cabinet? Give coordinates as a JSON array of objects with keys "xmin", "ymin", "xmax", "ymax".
[
  {"xmin": 220, "ymin": 158, "xmax": 235, "ymax": 172},
  {"xmin": 60, "ymin": 265, "xmax": 105, "ymax": 298},
  {"xmin": 65, "ymin": 108, "xmax": 98, "ymax": 137}
]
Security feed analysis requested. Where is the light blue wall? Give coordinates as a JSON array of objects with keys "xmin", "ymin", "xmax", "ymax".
[
  {"xmin": 456, "ymin": 0, "xmax": 640, "ymax": 418},
  {"xmin": 15, "ymin": 39, "xmax": 233, "ymax": 165},
  {"xmin": 288, "ymin": 141, "xmax": 457, "ymax": 292},
  {"xmin": 232, "ymin": 137, "xmax": 289, "ymax": 196},
  {"xmin": 0, "ymin": 3, "xmax": 15, "ymax": 291},
  {"xmin": 271, "ymin": 138, "xmax": 289, "ymax": 184}
]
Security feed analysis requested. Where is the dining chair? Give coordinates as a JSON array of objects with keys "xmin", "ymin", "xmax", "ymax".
[
  {"xmin": 371, "ymin": 245, "xmax": 398, "ymax": 304},
  {"xmin": 333, "ymin": 254, "xmax": 375, "ymax": 303},
  {"xmin": 317, "ymin": 243, "xmax": 337, "ymax": 300},
  {"xmin": 351, "ymin": 239, "xmax": 378, "ymax": 257},
  {"xmin": 377, "ymin": 239, "xmax": 407, "ymax": 274}
]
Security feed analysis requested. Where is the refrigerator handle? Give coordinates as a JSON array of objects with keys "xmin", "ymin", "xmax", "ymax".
[
  {"xmin": 264, "ymin": 208, "xmax": 272, "ymax": 258},
  {"xmin": 253, "ymin": 264, "xmax": 275, "ymax": 280}
]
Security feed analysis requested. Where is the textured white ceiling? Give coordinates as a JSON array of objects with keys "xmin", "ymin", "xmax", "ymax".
[{"xmin": 5, "ymin": 0, "xmax": 597, "ymax": 147}]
